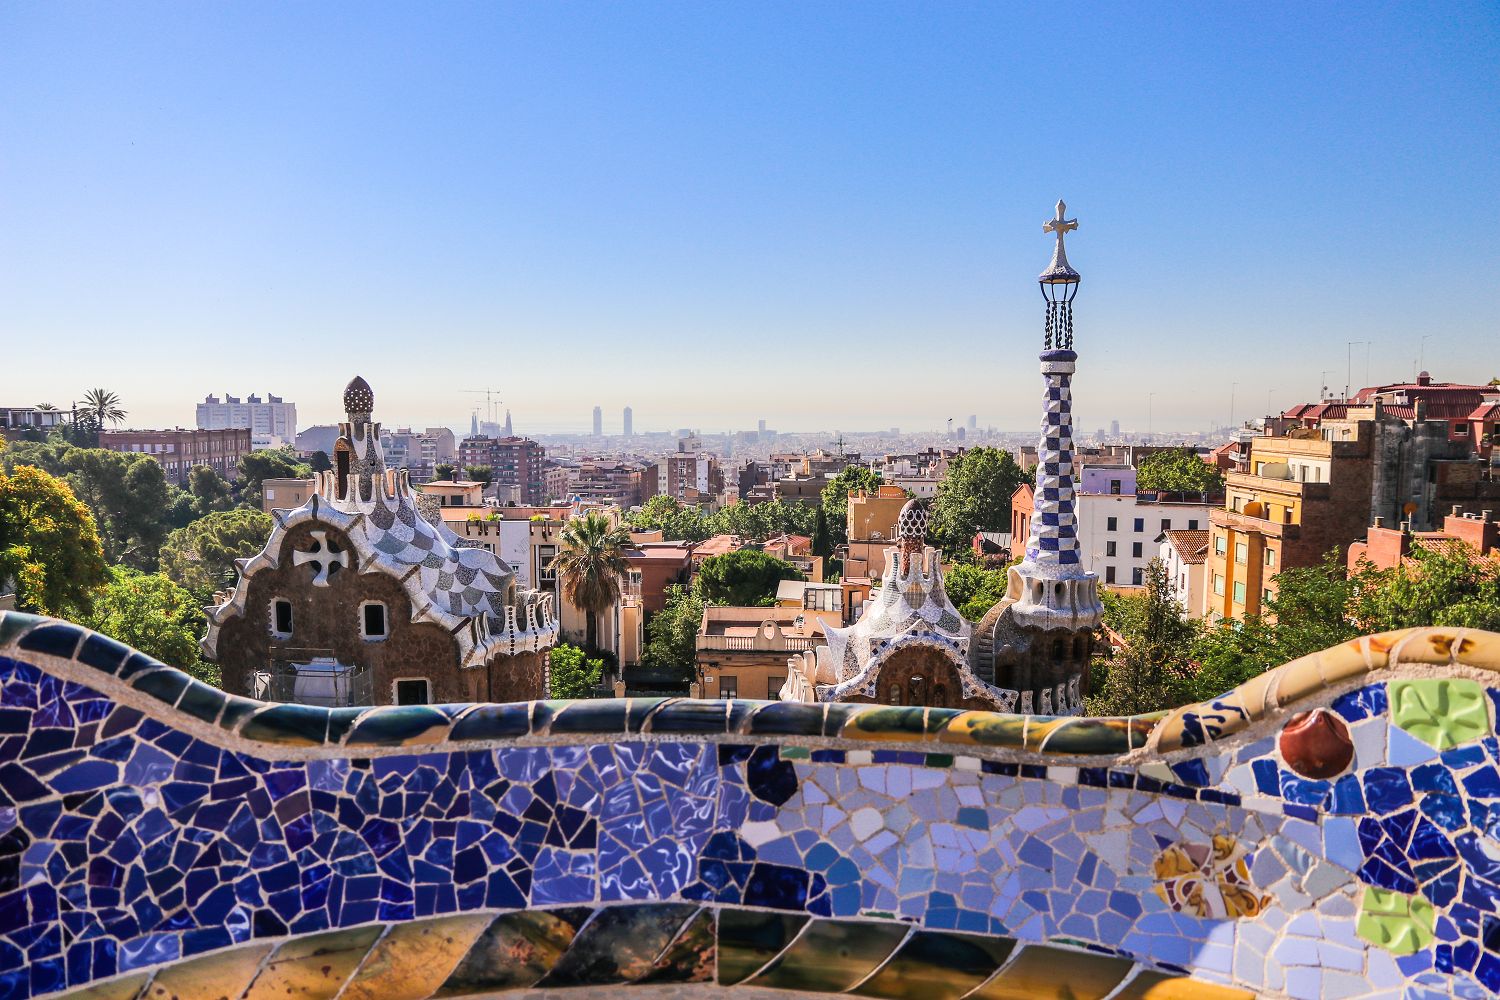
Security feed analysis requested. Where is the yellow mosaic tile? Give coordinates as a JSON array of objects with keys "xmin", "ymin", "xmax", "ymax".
[
  {"xmin": 1271, "ymin": 654, "xmax": 1329, "ymax": 708},
  {"xmin": 142, "ymin": 943, "xmax": 275, "ymax": 1000},
  {"xmin": 1150, "ymin": 710, "xmax": 1189, "ymax": 752},
  {"xmin": 1316, "ymin": 638, "xmax": 1375, "ymax": 686},
  {"xmin": 1110, "ymin": 971, "xmax": 1257, "ymax": 999},
  {"xmin": 1457, "ymin": 629, "xmax": 1500, "ymax": 671},
  {"xmin": 340, "ymin": 914, "xmax": 494, "ymax": 1000},
  {"xmin": 241, "ymin": 925, "xmax": 384, "ymax": 999},
  {"xmin": 57, "ymin": 973, "xmax": 152, "ymax": 1000},
  {"xmin": 968, "ymin": 944, "xmax": 1133, "ymax": 999},
  {"xmin": 1391, "ymin": 628, "xmax": 1464, "ymax": 667}
]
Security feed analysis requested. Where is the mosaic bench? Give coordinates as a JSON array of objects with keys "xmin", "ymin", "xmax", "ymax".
[{"xmin": 2, "ymin": 611, "xmax": 1500, "ymax": 999}]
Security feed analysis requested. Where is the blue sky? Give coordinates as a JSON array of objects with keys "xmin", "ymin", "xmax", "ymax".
[{"xmin": 3, "ymin": 3, "xmax": 1497, "ymax": 435}]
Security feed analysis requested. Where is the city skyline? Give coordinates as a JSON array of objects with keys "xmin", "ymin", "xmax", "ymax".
[{"xmin": 4, "ymin": 4, "xmax": 1497, "ymax": 432}]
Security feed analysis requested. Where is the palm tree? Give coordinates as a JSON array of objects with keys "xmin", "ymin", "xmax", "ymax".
[
  {"xmin": 550, "ymin": 510, "xmax": 632, "ymax": 655},
  {"xmin": 34, "ymin": 403, "xmax": 56, "ymax": 411},
  {"xmin": 81, "ymin": 389, "xmax": 126, "ymax": 428}
]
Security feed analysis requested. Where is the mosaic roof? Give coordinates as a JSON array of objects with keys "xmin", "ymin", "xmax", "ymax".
[{"xmin": 203, "ymin": 381, "xmax": 557, "ymax": 666}]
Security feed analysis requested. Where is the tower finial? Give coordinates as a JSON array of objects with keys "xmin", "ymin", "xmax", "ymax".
[{"xmin": 1039, "ymin": 200, "xmax": 1081, "ymax": 349}]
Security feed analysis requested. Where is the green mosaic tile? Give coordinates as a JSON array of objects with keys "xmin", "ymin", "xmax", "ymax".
[
  {"xmin": 924, "ymin": 753, "xmax": 954, "ymax": 768},
  {"xmin": 1357, "ymin": 886, "xmax": 1436, "ymax": 956},
  {"xmin": 750, "ymin": 918, "xmax": 910, "ymax": 993},
  {"xmin": 345, "ymin": 705, "xmax": 450, "ymax": 745},
  {"xmin": 779, "ymin": 746, "xmax": 811, "ymax": 760},
  {"xmin": 716, "ymin": 909, "xmax": 808, "ymax": 986},
  {"xmin": 744, "ymin": 701, "xmax": 828, "ymax": 740},
  {"xmin": 0, "ymin": 610, "xmax": 43, "ymax": 648},
  {"xmin": 1388, "ymin": 679, "xmax": 1490, "ymax": 750},
  {"xmin": 240, "ymin": 703, "xmax": 331, "ymax": 746},
  {"xmin": 851, "ymin": 930, "xmax": 1015, "ymax": 1000},
  {"xmin": 130, "ymin": 667, "xmax": 192, "ymax": 707},
  {"xmin": 436, "ymin": 909, "xmax": 591, "ymax": 995},
  {"xmin": 536, "ymin": 902, "xmax": 699, "ymax": 986},
  {"xmin": 636, "ymin": 906, "xmax": 715, "ymax": 984}
]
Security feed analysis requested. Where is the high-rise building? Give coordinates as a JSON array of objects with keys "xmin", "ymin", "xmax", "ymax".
[
  {"xmin": 1109, "ymin": 419, "xmax": 1121, "ymax": 436},
  {"xmin": 459, "ymin": 435, "xmax": 547, "ymax": 505},
  {"xmin": 503, "ymin": 410, "xmax": 513, "ymax": 437},
  {"xmin": 592, "ymin": 406, "xmax": 603, "ymax": 437},
  {"xmin": 968, "ymin": 414, "xmax": 977, "ymax": 431},
  {"xmin": 623, "ymin": 406, "xmax": 633, "ymax": 437},
  {"xmin": 197, "ymin": 393, "xmax": 297, "ymax": 446}
]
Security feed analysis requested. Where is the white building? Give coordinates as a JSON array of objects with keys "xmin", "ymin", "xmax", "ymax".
[
  {"xmin": 1158, "ymin": 529, "xmax": 1210, "ymax": 619},
  {"xmin": 197, "ymin": 393, "xmax": 297, "ymax": 444},
  {"xmin": 1075, "ymin": 493, "xmax": 1210, "ymax": 587}
]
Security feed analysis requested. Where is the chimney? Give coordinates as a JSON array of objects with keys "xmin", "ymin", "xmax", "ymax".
[
  {"xmin": 1417, "ymin": 370, "xmax": 1432, "ymax": 386},
  {"xmin": 1373, "ymin": 516, "xmax": 1384, "ymax": 529},
  {"xmin": 1414, "ymin": 398, "xmax": 1427, "ymax": 421},
  {"xmin": 1453, "ymin": 505, "xmax": 1463, "ymax": 516},
  {"xmin": 1485, "ymin": 511, "xmax": 1494, "ymax": 523}
]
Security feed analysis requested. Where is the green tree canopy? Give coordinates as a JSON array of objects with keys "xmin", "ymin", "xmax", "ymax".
[
  {"xmin": 309, "ymin": 450, "xmax": 332, "ymax": 474},
  {"xmin": 236, "ymin": 447, "xmax": 312, "ymax": 504},
  {"xmin": 60, "ymin": 448, "xmax": 175, "ymax": 570},
  {"xmin": 1136, "ymin": 448, "xmax": 1224, "ymax": 494},
  {"xmin": 550, "ymin": 511, "xmax": 632, "ymax": 651},
  {"xmin": 0, "ymin": 464, "xmax": 109, "ymax": 617},
  {"xmin": 548, "ymin": 642, "xmax": 604, "ymax": 699},
  {"xmin": 1088, "ymin": 559, "xmax": 1201, "ymax": 715},
  {"xmin": 696, "ymin": 549, "xmax": 804, "ymax": 607},
  {"xmin": 942, "ymin": 563, "xmax": 1011, "ymax": 622},
  {"xmin": 434, "ymin": 462, "xmax": 456, "ymax": 481},
  {"xmin": 186, "ymin": 465, "xmax": 235, "ymax": 519},
  {"xmin": 641, "ymin": 583, "xmax": 704, "ymax": 679},
  {"xmin": 77, "ymin": 566, "xmax": 217, "ymax": 685},
  {"xmin": 930, "ymin": 447, "xmax": 1029, "ymax": 554},
  {"xmin": 819, "ymin": 466, "xmax": 882, "ymax": 546},
  {"xmin": 465, "ymin": 464, "xmax": 494, "ymax": 487},
  {"xmin": 160, "ymin": 508, "xmax": 274, "ymax": 603}
]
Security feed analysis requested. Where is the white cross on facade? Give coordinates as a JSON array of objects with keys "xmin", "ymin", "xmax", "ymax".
[{"xmin": 292, "ymin": 530, "xmax": 349, "ymax": 587}]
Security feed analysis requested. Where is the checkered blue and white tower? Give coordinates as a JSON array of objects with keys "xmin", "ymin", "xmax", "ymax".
[{"xmin": 1007, "ymin": 201, "xmax": 1104, "ymax": 631}]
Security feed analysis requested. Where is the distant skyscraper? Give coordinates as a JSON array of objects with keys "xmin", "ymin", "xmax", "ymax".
[
  {"xmin": 1110, "ymin": 419, "xmax": 1120, "ymax": 436},
  {"xmin": 470, "ymin": 413, "xmax": 478, "ymax": 436},
  {"xmin": 503, "ymin": 410, "xmax": 513, "ymax": 437},
  {"xmin": 758, "ymin": 419, "xmax": 766, "ymax": 433},
  {"xmin": 623, "ymin": 406, "xmax": 633, "ymax": 437},
  {"xmin": 968, "ymin": 414, "xmax": 977, "ymax": 431},
  {"xmin": 592, "ymin": 406, "xmax": 603, "ymax": 436}
]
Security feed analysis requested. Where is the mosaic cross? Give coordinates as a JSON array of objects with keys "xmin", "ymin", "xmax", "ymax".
[
  {"xmin": 1043, "ymin": 199, "xmax": 1078, "ymax": 253},
  {"xmin": 292, "ymin": 529, "xmax": 349, "ymax": 586}
]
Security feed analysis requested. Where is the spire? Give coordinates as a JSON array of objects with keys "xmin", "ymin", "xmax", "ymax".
[
  {"xmin": 1007, "ymin": 201, "xmax": 1102, "ymax": 632},
  {"xmin": 343, "ymin": 376, "xmax": 374, "ymax": 423}
]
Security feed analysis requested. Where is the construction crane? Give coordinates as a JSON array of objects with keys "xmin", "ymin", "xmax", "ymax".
[{"xmin": 461, "ymin": 388, "xmax": 503, "ymax": 427}]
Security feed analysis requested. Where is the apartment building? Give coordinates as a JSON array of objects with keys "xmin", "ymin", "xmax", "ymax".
[
  {"xmin": 100, "ymin": 428, "xmax": 252, "ymax": 486},
  {"xmin": 458, "ymin": 435, "xmax": 546, "ymax": 504},
  {"xmin": 1011, "ymin": 468, "xmax": 1211, "ymax": 589},
  {"xmin": 1206, "ymin": 424, "xmax": 1376, "ymax": 621},
  {"xmin": 197, "ymin": 393, "xmax": 297, "ymax": 442}
]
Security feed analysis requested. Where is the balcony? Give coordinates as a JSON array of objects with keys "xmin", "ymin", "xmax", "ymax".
[
  {"xmin": 697, "ymin": 633, "xmax": 824, "ymax": 653},
  {"xmin": 1210, "ymin": 505, "xmax": 1299, "ymax": 540}
]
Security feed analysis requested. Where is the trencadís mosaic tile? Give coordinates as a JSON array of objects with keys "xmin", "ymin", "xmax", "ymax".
[{"xmin": 3, "ymin": 611, "xmax": 1500, "ymax": 998}]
